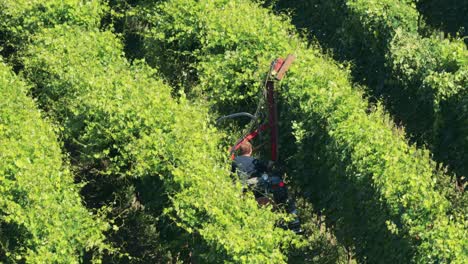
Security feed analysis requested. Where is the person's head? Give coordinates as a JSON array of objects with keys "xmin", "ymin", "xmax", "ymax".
[{"xmin": 239, "ymin": 140, "xmax": 252, "ymax": 156}]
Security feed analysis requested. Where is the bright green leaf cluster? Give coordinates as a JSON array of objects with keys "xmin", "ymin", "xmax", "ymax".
[
  {"xmin": 0, "ymin": 61, "xmax": 108, "ymax": 263},
  {"xmin": 0, "ymin": 0, "xmax": 105, "ymax": 57}
]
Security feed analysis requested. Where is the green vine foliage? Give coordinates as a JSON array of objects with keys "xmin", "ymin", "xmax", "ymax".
[
  {"xmin": 272, "ymin": 0, "xmax": 468, "ymax": 180},
  {"xmin": 389, "ymin": 31, "xmax": 468, "ymax": 176},
  {"xmin": 0, "ymin": 61, "xmax": 108, "ymax": 263},
  {"xmin": 19, "ymin": 25, "xmax": 298, "ymax": 263},
  {"xmin": 0, "ymin": 0, "xmax": 182, "ymax": 261},
  {"xmin": 1, "ymin": 0, "xmax": 304, "ymax": 262},
  {"xmin": 133, "ymin": 0, "xmax": 467, "ymax": 262},
  {"xmin": 0, "ymin": 0, "xmax": 105, "ymax": 58},
  {"xmin": 113, "ymin": 1, "xmax": 349, "ymax": 262}
]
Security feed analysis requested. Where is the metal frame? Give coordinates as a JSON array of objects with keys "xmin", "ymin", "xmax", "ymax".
[{"xmin": 218, "ymin": 55, "xmax": 295, "ymax": 161}]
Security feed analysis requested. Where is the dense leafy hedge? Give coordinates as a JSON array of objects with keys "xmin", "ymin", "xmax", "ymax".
[
  {"xmin": 18, "ymin": 24, "xmax": 298, "ymax": 262},
  {"xmin": 133, "ymin": 0, "xmax": 467, "ymax": 262},
  {"xmin": 272, "ymin": 0, "xmax": 468, "ymax": 179},
  {"xmin": 0, "ymin": 61, "xmax": 108, "ymax": 263},
  {"xmin": 0, "ymin": 0, "xmax": 104, "ymax": 58},
  {"xmin": 389, "ymin": 31, "xmax": 468, "ymax": 177},
  {"xmin": 1, "ymin": 0, "xmax": 303, "ymax": 261}
]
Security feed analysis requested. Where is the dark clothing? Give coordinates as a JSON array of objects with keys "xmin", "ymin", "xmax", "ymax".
[{"xmin": 231, "ymin": 155, "xmax": 267, "ymax": 179}]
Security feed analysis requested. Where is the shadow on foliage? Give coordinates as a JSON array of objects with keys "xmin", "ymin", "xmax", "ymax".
[
  {"xmin": 277, "ymin": 96, "xmax": 414, "ymax": 263},
  {"xmin": 270, "ymin": 0, "xmax": 467, "ymax": 188},
  {"xmin": 416, "ymin": 0, "xmax": 468, "ymax": 40}
]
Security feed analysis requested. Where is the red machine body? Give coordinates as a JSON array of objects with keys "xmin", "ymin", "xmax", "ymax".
[{"xmin": 229, "ymin": 55, "xmax": 295, "ymax": 161}]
